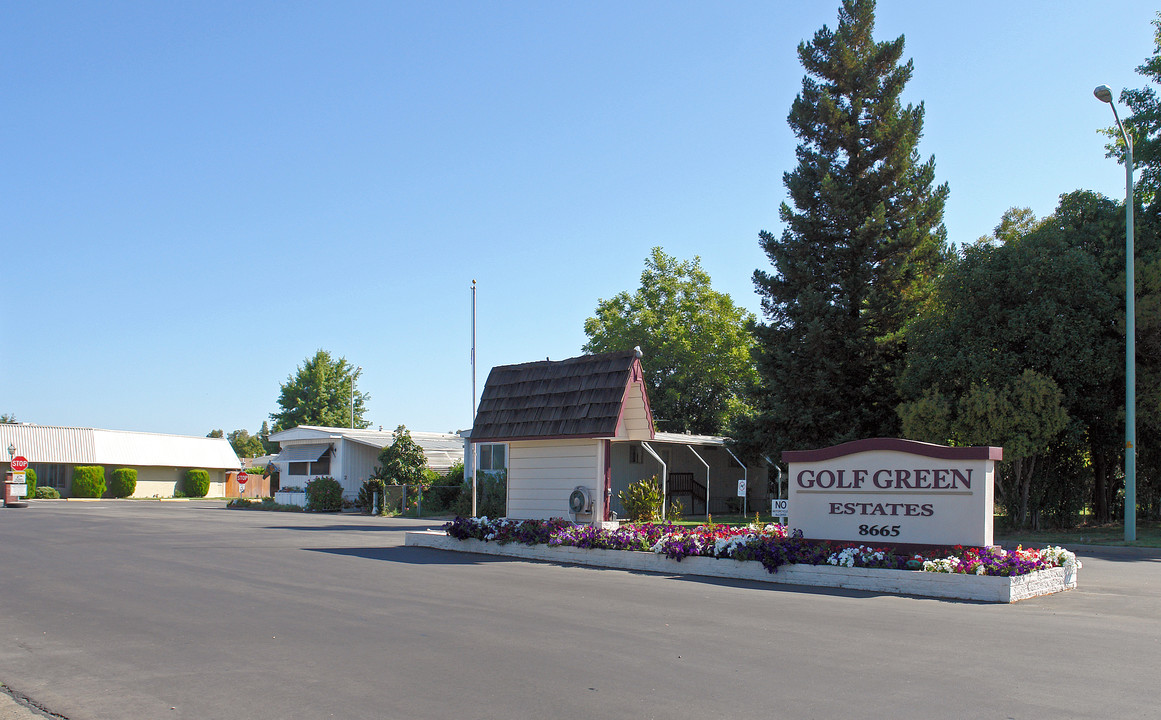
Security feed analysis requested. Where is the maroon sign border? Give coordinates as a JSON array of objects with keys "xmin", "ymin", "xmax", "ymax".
[{"xmin": 782, "ymin": 438, "xmax": 1003, "ymax": 464}]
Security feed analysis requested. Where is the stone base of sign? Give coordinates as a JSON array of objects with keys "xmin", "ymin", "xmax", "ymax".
[{"xmin": 404, "ymin": 531, "xmax": 1077, "ymax": 603}]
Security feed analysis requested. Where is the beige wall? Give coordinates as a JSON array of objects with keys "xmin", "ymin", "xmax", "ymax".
[
  {"xmin": 98, "ymin": 466, "xmax": 227, "ymax": 498},
  {"xmin": 506, "ymin": 439, "xmax": 602, "ymax": 520}
]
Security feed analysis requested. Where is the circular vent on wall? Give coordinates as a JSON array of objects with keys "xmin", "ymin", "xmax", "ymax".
[{"xmin": 569, "ymin": 486, "xmax": 592, "ymax": 514}]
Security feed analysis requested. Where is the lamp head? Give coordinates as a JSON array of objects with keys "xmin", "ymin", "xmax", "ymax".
[{"xmin": 1094, "ymin": 84, "xmax": 1114, "ymax": 104}]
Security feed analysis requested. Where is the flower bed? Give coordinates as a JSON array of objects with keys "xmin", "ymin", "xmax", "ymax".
[
  {"xmin": 419, "ymin": 517, "xmax": 1082, "ymax": 603},
  {"xmin": 442, "ymin": 516, "xmax": 1080, "ymax": 578}
]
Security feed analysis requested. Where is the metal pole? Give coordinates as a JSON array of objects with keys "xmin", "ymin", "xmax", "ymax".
[
  {"xmin": 724, "ymin": 447, "xmax": 748, "ymax": 518},
  {"xmin": 686, "ymin": 445, "xmax": 710, "ymax": 519},
  {"xmin": 350, "ymin": 366, "xmax": 361, "ymax": 429},
  {"xmin": 640, "ymin": 442, "xmax": 667, "ymax": 521},
  {"xmin": 1095, "ymin": 85, "xmax": 1137, "ymax": 542},
  {"xmin": 1125, "ymin": 136, "xmax": 1137, "ymax": 542},
  {"xmin": 471, "ymin": 280, "xmax": 478, "ymax": 518}
]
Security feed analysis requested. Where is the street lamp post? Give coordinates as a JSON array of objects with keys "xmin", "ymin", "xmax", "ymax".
[
  {"xmin": 351, "ymin": 366, "xmax": 362, "ymax": 429},
  {"xmin": 1094, "ymin": 83, "xmax": 1137, "ymax": 542}
]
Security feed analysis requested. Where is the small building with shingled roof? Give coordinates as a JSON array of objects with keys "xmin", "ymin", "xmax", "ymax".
[{"xmin": 469, "ymin": 350, "xmax": 766, "ymax": 522}]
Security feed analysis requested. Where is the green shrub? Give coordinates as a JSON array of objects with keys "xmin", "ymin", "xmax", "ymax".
[
  {"xmin": 23, "ymin": 467, "xmax": 37, "ymax": 496},
  {"xmin": 35, "ymin": 486, "xmax": 60, "ymax": 499},
  {"xmin": 109, "ymin": 468, "xmax": 137, "ymax": 498},
  {"xmin": 425, "ymin": 462, "xmax": 465, "ymax": 512},
  {"xmin": 452, "ymin": 469, "xmax": 507, "ymax": 518},
  {"xmin": 305, "ymin": 476, "xmax": 343, "ymax": 512},
  {"xmin": 183, "ymin": 469, "xmax": 210, "ymax": 498},
  {"xmin": 357, "ymin": 478, "xmax": 386, "ymax": 514},
  {"xmin": 244, "ymin": 467, "xmax": 265, "ymax": 474},
  {"xmin": 72, "ymin": 466, "xmax": 107, "ymax": 498},
  {"xmin": 619, "ymin": 476, "xmax": 663, "ymax": 522}
]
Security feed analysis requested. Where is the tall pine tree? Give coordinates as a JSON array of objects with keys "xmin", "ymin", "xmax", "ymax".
[{"xmin": 748, "ymin": 0, "xmax": 949, "ymax": 453}]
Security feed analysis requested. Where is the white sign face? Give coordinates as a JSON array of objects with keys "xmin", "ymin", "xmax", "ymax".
[
  {"xmin": 737, "ymin": 479, "xmax": 747, "ymax": 497},
  {"xmin": 12, "ymin": 472, "xmax": 25, "ymax": 484},
  {"xmin": 11, "ymin": 484, "xmax": 28, "ymax": 497},
  {"xmin": 771, "ymin": 498, "xmax": 788, "ymax": 518},
  {"xmin": 784, "ymin": 439, "xmax": 1000, "ymax": 547}
]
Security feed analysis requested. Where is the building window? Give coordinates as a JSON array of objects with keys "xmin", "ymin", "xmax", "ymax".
[
  {"xmin": 629, "ymin": 445, "xmax": 644, "ymax": 464},
  {"xmin": 310, "ymin": 453, "xmax": 330, "ymax": 475},
  {"xmin": 289, "ymin": 462, "xmax": 309, "ymax": 476},
  {"xmin": 30, "ymin": 464, "xmax": 69, "ymax": 490},
  {"xmin": 478, "ymin": 443, "xmax": 507, "ymax": 473}
]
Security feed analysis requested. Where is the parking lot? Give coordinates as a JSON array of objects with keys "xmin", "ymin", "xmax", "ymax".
[{"xmin": 1, "ymin": 501, "xmax": 1158, "ymax": 719}]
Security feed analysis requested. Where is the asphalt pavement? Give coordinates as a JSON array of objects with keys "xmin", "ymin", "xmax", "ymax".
[{"xmin": 1, "ymin": 500, "xmax": 1159, "ymax": 719}]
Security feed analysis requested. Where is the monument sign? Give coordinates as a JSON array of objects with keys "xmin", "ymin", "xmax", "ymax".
[{"xmin": 783, "ymin": 438, "xmax": 1001, "ymax": 547}]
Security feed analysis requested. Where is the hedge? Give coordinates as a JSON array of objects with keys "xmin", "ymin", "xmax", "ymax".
[
  {"xmin": 110, "ymin": 468, "xmax": 137, "ymax": 498},
  {"xmin": 23, "ymin": 467, "xmax": 37, "ymax": 496},
  {"xmin": 72, "ymin": 466, "xmax": 106, "ymax": 498},
  {"xmin": 183, "ymin": 469, "xmax": 211, "ymax": 498}
]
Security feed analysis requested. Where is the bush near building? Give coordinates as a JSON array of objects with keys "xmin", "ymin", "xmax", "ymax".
[
  {"xmin": 183, "ymin": 469, "xmax": 210, "ymax": 498},
  {"xmin": 109, "ymin": 468, "xmax": 137, "ymax": 498},
  {"xmin": 305, "ymin": 476, "xmax": 343, "ymax": 512},
  {"xmin": 23, "ymin": 467, "xmax": 37, "ymax": 496},
  {"xmin": 72, "ymin": 466, "xmax": 107, "ymax": 498},
  {"xmin": 620, "ymin": 476, "xmax": 663, "ymax": 522}
]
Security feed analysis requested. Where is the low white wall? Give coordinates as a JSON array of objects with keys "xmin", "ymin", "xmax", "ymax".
[
  {"xmin": 404, "ymin": 532, "xmax": 1078, "ymax": 603},
  {"xmin": 274, "ymin": 491, "xmax": 308, "ymax": 507}
]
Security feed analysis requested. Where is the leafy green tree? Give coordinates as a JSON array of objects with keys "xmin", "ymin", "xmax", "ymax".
[
  {"xmin": 270, "ymin": 350, "xmax": 370, "ymax": 431},
  {"xmin": 900, "ymin": 198, "xmax": 1124, "ymax": 524},
  {"xmin": 901, "ymin": 371, "xmax": 1068, "ymax": 528},
  {"xmin": 227, "ymin": 429, "xmax": 265, "ymax": 458},
  {"xmin": 747, "ymin": 0, "xmax": 949, "ymax": 455},
  {"xmin": 258, "ymin": 421, "xmax": 278, "ymax": 455},
  {"xmin": 1104, "ymin": 22, "xmax": 1161, "ymax": 519},
  {"xmin": 583, "ymin": 247, "xmax": 757, "ymax": 435},
  {"xmin": 206, "ymin": 429, "xmax": 224, "ymax": 438},
  {"xmin": 0, "ymin": 413, "xmax": 16, "ymax": 423},
  {"xmin": 974, "ymin": 207, "xmax": 1045, "ymax": 247},
  {"xmin": 1111, "ymin": 12, "xmax": 1161, "ymax": 208},
  {"xmin": 373, "ymin": 425, "xmax": 428, "ymax": 486}
]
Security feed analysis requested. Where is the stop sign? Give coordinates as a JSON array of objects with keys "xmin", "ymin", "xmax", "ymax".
[
  {"xmin": 237, "ymin": 472, "xmax": 248, "ymax": 485},
  {"xmin": 10, "ymin": 456, "xmax": 28, "ymax": 472}
]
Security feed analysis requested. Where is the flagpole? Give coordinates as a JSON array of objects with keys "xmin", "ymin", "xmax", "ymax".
[{"xmin": 471, "ymin": 279, "xmax": 477, "ymax": 518}]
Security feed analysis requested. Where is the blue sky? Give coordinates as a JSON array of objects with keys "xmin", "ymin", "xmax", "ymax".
[{"xmin": 3, "ymin": 1, "xmax": 1157, "ymax": 439}]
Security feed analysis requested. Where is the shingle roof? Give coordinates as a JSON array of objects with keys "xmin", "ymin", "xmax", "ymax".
[{"xmin": 471, "ymin": 351, "xmax": 652, "ymax": 441}]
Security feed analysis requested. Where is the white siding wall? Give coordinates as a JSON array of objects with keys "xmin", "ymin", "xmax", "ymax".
[
  {"xmin": 339, "ymin": 442, "xmax": 381, "ymax": 498},
  {"xmin": 507, "ymin": 439, "xmax": 601, "ymax": 520}
]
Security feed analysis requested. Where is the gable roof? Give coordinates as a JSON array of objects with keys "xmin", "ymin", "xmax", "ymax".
[{"xmin": 471, "ymin": 351, "xmax": 655, "ymax": 442}]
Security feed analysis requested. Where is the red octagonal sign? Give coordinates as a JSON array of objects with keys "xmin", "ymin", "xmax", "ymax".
[
  {"xmin": 237, "ymin": 472, "xmax": 248, "ymax": 485},
  {"xmin": 10, "ymin": 456, "xmax": 28, "ymax": 472}
]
